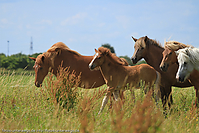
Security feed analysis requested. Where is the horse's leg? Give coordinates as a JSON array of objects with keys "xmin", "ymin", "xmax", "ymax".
[
  {"xmin": 109, "ymin": 93, "xmax": 114, "ymax": 109},
  {"xmin": 155, "ymin": 87, "xmax": 161, "ymax": 103},
  {"xmin": 98, "ymin": 88, "xmax": 114, "ymax": 114},
  {"xmin": 195, "ymin": 87, "xmax": 199, "ymax": 107},
  {"xmin": 186, "ymin": 76, "xmax": 199, "ymax": 107},
  {"xmin": 160, "ymin": 85, "xmax": 173, "ymax": 116},
  {"xmin": 160, "ymin": 86, "xmax": 168, "ymax": 108},
  {"xmin": 167, "ymin": 86, "xmax": 173, "ymax": 108},
  {"xmin": 119, "ymin": 90, "xmax": 125, "ymax": 104},
  {"xmin": 113, "ymin": 90, "xmax": 120, "ymax": 101}
]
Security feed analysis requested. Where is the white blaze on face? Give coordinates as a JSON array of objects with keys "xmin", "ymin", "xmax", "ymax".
[
  {"xmin": 89, "ymin": 52, "xmax": 99, "ymax": 68},
  {"xmin": 176, "ymin": 64, "xmax": 181, "ymax": 79},
  {"xmin": 176, "ymin": 53, "xmax": 184, "ymax": 79},
  {"xmin": 35, "ymin": 63, "xmax": 39, "ymax": 70}
]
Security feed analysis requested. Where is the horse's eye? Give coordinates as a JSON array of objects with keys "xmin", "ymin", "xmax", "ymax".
[
  {"xmin": 184, "ymin": 62, "xmax": 187, "ymax": 65},
  {"xmin": 169, "ymin": 52, "xmax": 172, "ymax": 55},
  {"xmin": 40, "ymin": 67, "xmax": 43, "ymax": 70},
  {"xmin": 141, "ymin": 47, "xmax": 144, "ymax": 50},
  {"xmin": 98, "ymin": 57, "xmax": 101, "ymax": 59}
]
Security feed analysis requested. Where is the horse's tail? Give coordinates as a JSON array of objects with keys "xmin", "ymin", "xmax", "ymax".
[{"xmin": 154, "ymin": 71, "xmax": 161, "ymax": 101}]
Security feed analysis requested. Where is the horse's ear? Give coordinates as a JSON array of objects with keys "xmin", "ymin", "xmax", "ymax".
[
  {"xmin": 174, "ymin": 51, "xmax": 179, "ymax": 56},
  {"xmin": 42, "ymin": 56, "xmax": 45, "ymax": 63},
  {"xmin": 132, "ymin": 36, "xmax": 137, "ymax": 42},
  {"xmin": 185, "ymin": 49, "xmax": 191, "ymax": 56},
  {"xmin": 144, "ymin": 36, "xmax": 148, "ymax": 42},
  {"xmin": 105, "ymin": 49, "xmax": 110, "ymax": 55},
  {"xmin": 55, "ymin": 48, "xmax": 62, "ymax": 55},
  {"xmin": 95, "ymin": 49, "xmax": 98, "ymax": 53},
  {"xmin": 29, "ymin": 57, "xmax": 36, "ymax": 61}
]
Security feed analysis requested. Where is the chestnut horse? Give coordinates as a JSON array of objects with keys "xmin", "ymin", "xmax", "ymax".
[
  {"xmin": 131, "ymin": 36, "xmax": 193, "ymax": 109},
  {"xmin": 89, "ymin": 47, "xmax": 161, "ymax": 114},
  {"xmin": 30, "ymin": 42, "xmax": 128, "ymax": 103},
  {"xmin": 160, "ymin": 41, "xmax": 189, "ymax": 72},
  {"xmin": 159, "ymin": 42, "xmax": 199, "ymax": 106}
]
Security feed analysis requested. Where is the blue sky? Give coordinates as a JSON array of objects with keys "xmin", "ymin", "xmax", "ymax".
[{"xmin": 0, "ymin": 0, "xmax": 199, "ymax": 57}]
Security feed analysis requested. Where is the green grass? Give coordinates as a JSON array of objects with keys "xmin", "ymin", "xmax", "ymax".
[{"xmin": 0, "ymin": 70, "xmax": 199, "ymax": 132}]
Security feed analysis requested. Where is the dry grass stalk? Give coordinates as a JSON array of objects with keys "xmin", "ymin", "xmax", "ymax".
[
  {"xmin": 78, "ymin": 88, "xmax": 106, "ymax": 133},
  {"xmin": 111, "ymin": 91, "xmax": 163, "ymax": 133},
  {"xmin": 45, "ymin": 66, "xmax": 81, "ymax": 111}
]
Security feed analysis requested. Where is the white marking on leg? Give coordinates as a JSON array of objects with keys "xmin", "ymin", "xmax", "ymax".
[{"xmin": 98, "ymin": 92, "xmax": 110, "ymax": 114}]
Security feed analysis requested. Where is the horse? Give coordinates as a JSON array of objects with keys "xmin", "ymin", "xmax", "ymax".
[
  {"xmin": 89, "ymin": 47, "xmax": 161, "ymax": 114},
  {"xmin": 160, "ymin": 41, "xmax": 189, "ymax": 72},
  {"xmin": 159, "ymin": 41, "xmax": 199, "ymax": 106},
  {"xmin": 175, "ymin": 47, "xmax": 199, "ymax": 81},
  {"xmin": 131, "ymin": 36, "xmax": 193, "ymax": 109},
  {"xmin": 29, "ymin": 42, "xmax": 128, "ymax": 105}
]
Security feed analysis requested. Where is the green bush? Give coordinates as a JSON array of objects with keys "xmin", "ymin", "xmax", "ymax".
[{"xmin": 45, "ymin": 66, "xmax": 81, "ymax": 111}]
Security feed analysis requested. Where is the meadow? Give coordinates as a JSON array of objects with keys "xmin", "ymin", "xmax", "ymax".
[{"xmin": 0, "ymin": 69, "xmax": 198, "ymax": 133}]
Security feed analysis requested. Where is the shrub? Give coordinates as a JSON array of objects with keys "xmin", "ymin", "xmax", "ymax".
[{"xmin": 45, "ymin": 66, "xmax": 80, "ymax": 111}]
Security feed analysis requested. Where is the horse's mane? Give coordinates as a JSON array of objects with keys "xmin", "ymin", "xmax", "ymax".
[
  {"xmin": 147, "ymin": 37, "xmax": 163, "ymax": 48},
  {"xmin": 98, "ymin": 47, "xmax": 126, "ymax": 65},
  {"xmin": 138, "ymin": 36, "xmax": 163, "ymax": 49},
  {"xmin": 177, "ymin": 48, "xmax": 190, "ymax": 63},
  {"xmin": 185, "ymin": 47, "xmax": 199, "ymax": 64},
  {"xmin": 120, "ymin": 58, "xmax": 129, "ymax": 66},
  {"xmin": 164, "ymin": 41, "xmax": 190, "ymax": 51},
  {"xmin": 47, "ymin": 42, "xmax": 81, "ymax": 56}
]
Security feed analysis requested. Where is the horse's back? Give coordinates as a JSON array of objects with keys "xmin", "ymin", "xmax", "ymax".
[{"xmin": 136, "ymin": 64, "xmax": 157, "ymax": 84}]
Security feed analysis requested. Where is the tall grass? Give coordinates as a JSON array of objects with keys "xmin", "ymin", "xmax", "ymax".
[{"xmin": 0, "ymin": 69, "xmax": 199, "ymax": 132}]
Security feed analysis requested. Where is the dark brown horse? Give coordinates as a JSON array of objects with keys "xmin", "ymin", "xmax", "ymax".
[
  {"xmin": 131, "ymin": 36, "xmax": 193, "ymax": 108},
  {"xmin": 89, "ymin": 47, "xmax": 161, "ymax": 114},
  {"xmin": 159, "ymin": 41, "xmax": 199, "ymax": 106}
]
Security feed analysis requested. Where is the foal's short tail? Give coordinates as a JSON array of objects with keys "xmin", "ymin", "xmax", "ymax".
[{"xmin": 154, "ymin": 71, "xmax": 161, "ymax": 101}]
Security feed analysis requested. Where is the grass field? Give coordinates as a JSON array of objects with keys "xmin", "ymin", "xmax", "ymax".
[{"xmin": 0, "ymin": 69, "xmax": 199, "ymax": 133}]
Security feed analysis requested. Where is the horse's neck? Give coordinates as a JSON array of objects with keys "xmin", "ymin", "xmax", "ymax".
[
  {"xmin": 101, "ymin": 58, "xmax": 123, "ymax": 81},
  {"xmin": 46, "ymin": 55, "xmax": 57, "ymax": 75},
  {"xmin": 52, "ymin": 51, "xmax": 87, "ymax": 75},
  {"xmin": 144, "ymin": 44, "xmax": 164, "ymax": 71},
  {"xmin": 100, "ymin": 58, "xmax": 120, "ymax": 80}
]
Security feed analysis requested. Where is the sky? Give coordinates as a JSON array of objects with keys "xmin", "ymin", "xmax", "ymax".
[{"xmin": 0, "ymin": 0, "xmax": 199, "ymax": 57}]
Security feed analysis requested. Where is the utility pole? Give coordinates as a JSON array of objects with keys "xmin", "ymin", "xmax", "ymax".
[
  {"xmin": 7, "ymin": 40, "xmax": 9, "ymax": 56},
  {"xmin": 30, "ymin": 37, "xmax": 33, "ymax": 55}
]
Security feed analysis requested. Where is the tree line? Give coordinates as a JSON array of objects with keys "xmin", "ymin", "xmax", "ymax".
[
  {"xmin": 0, "ymin": 43, "xmax": 145, "ymax": 70},
  {"xmin": 0, "ymin": 53, "xmax": 41, "ymax": 70}
]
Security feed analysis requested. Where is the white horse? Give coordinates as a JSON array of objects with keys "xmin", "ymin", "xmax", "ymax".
[{"xmin": 175, "ymin": 47, "xmax": 199, "ymax": 82}]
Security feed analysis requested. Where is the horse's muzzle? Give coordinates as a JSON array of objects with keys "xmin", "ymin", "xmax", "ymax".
[
  {"xmin": 131, "ymin": 57, "xmax": 137, "ymax": 64},
  {"xmin": 89, "ymin": 64, "xmax": 96, "ymax": 71},
  {"xmin": 35, "ymin": 81, "xmax": 42, "ymax": 87},
  {"xmin": 160, "ymin": 63, "xmax": 169, "ymax": 72},
  {"xmin": 176, "ymin": 76, "xmax": 185, "ymax": 83}
]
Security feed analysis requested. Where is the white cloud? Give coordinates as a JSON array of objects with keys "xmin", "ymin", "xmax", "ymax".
[
  {"xmin": 40, "ymin": 19, "xmax": 52, "ymax": 25},
  {"xmin": 115, "ymin": 15, "xmax": 130, "ymax": 29},
  {"xmin": 61, "ymin": 12, "xmax": 88, "ymax": 26},
  {"xmin": 1, "ymin": 18, "xmax": 8, "ymax": 24}
]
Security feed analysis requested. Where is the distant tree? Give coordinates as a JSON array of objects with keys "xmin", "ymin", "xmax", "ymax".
[
  {"xmin": 0, "ymin": 52, "xmax": 42, "ymax": 70},
  {"xmin": 136, "ymin": 60, "xmax": 147, "ymax": 65},
  {"xmin": 0, "ymin": 53, "xmax": 6, "ymax": 67},
  {"xmin": 101, "ymin": 43, "xmax": 115, "ymax": 53}
]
